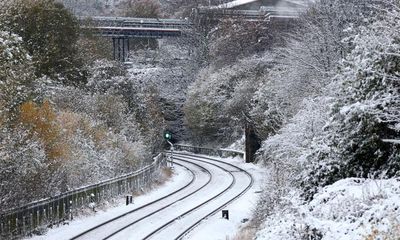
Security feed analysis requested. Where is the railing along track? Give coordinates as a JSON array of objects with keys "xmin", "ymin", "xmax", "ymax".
[{"xmin": 71, "ymin": 160, "xmax": 212, "ymax": 240}]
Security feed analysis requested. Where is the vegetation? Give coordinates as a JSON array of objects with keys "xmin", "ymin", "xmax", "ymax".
[
  {"xmin": 182, "ymin": 0, "xmax": 400, "ymax": 238},
  {"xmin": 0, "ymin": 0, "xmax": 166, "ymax": 211},
  {"xmin": 1, "ymin": 0, "xmax": 400, "ymax": 238},
  {"xmin": 124, "ymin": 0, "xmax": 161, "ymax": 18},
  {"xmin": 1, "ymin": 0, "xmax": 86, "ymax": 86}
]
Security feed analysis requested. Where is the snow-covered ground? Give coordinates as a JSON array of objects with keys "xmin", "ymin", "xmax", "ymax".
[
  {"xmin": 186, "ymin": 156, "xmax": 264, "ymax": 240},
  {"xmin": 256, "ymin": 178, "xmax": 400, "ymax": 240},
  {"xmin": 28, "ymin": 153, "xmax": 263, "ymax": 240},
  {"xmin": 29, "ymin": 165, "xmax": 193, "ymax": 240}
]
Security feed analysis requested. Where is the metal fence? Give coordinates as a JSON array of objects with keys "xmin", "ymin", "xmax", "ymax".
[
  {"xmin": 0, "ymin": 153, "xmax": 166, "ymax": 239},
  {"xmin": 174, "ymin": 144, "xmax": 245, "ymax": 159}
]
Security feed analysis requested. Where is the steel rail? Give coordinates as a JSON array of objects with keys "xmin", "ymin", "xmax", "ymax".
[
  {"xmin": 172, "ymin": 152, "xmax": 254, "ymax": 240},
  {"xmin": 141, "ymin": 154, "xmax": 238, "ymax": 239},
  {"xmin": 70, "ymin": 160, "xmax": 209, "ymax": 240},
  {"xmin": 102, "ymin": 159, "xmax": 212, "ymax": 240}
]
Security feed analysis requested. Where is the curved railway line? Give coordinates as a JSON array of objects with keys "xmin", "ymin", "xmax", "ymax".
[
  {"xmin": 173, "ymin": 153, "xmax": 254, "ymax": 240},
  {"xmin": 70, "ymin": 152, "xmax": 254, "ymax": 240}
]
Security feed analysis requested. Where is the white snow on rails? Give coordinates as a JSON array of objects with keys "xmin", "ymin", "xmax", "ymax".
[{"xmin": 28, "ymin": 152, "xmax": 263, "ymax": 240}]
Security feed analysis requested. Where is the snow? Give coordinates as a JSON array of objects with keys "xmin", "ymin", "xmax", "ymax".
[
  {"xmin": 256, "ymin": 178, "xmax": 400, "ymax": 240},
  {"xmin": 382, "ymin": 139, "xmax": 400, "ymax": 144},
  {"xmin": 29, "ymin": 165, "xmax": 193, "ymax": 240},
  {"xmin": 27, "ymin": 154, "xmax": 263, "ymax": 240},
  {"xmin": 94, "ymin": 157, "xmax": 235, "ymax": 239},
  {"xmin": 210, "ymin": 0, "xmax": 312, "ymax": 10},
  {"xmin": 186, "ymin": 156, "xmax": 264, "ymax": 240},
  {"xmin": 213, "ymin": 0, "xmax": 260, "ymax": 9}
]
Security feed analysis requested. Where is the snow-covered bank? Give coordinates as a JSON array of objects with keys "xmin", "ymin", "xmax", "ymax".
[
  {"xmin": 28, "ymin": 166, "xmax": 190, "ymax": 240},
  {"xmin": 256, "ymin": 178, "xmax": 400, "ymax": 240}
]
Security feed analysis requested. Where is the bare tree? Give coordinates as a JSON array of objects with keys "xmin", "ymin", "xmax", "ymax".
[{"xmin": 124, "ymin": 0, "xmax": 161, "ymax": 18}]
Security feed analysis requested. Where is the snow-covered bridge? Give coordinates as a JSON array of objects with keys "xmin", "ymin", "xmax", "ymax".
[
  {"xmin": 79, "ymin": 17, "xmax": 191, "ymax": 39},
  {"xmin": 79, "ymin": 17, "xmax": 192, "ymax": 61},
  {"xmin": 79, "ymin": 0, "xmax": 308, "ymax": 61}
]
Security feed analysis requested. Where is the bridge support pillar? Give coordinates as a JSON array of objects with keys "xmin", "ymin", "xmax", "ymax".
[{"xmin": 112, "ymin": 38, "xmax": 130, "ymax": 62}]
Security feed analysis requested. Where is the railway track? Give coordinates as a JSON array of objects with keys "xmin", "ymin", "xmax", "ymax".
[
  {"xmin": 71, "ymin": 160, "xmax": 211, "ymax": 240},
  {"xmin": 70, "ymin": 152, "xmax": 254, "ymax": 240},
  {"xmin": 172, "ymin": 153, "xmax": 254, "ymax": 240}
]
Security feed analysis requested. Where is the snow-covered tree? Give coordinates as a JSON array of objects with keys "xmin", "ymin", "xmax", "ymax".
[
  {"xmin": 302, "ymin": 5, "xmax": 400, "ymax": 199},
  {"xmin": 271, "ymin": 0, "xmax": 378, "ymax": 115},
  {"xmin": 0, "ymin": 128, "xmax": 50, "ymax": 210},
  {"xmin": 0, "ymin": 30, "xmax": 33, "ymax": 125},
  {"xmin": 184, "ymin": 55, "xmax": 270, "ymax": 145},
  {"xmin": 253, "ymin": 2, "xmax": 400, "ymax": 233},
  {"xmin": 2, "ymin": 0, "xmax": 86, "ymax": 85}
]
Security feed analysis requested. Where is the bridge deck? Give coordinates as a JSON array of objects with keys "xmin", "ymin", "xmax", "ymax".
[
  {"xmin": 85, "ymin": 26, "xmax": 182, "ymax": 38},
  {"xmin": 80, "ymin": 16, "xmax": 190, "ymax": 38}
]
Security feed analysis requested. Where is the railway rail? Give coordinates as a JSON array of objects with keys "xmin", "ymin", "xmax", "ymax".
[
  {"xmin": 173, "ymin": 153, "xmax": 254, "ymax": 240},
  {"xmin": 70, "ymin": 152, "xmax": 254, "ymax": 240},
  {"xmin": 71, "ymin": 160, "xmax": 211, "ymax": 240}
]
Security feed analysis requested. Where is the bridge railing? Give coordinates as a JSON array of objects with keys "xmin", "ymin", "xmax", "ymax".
[
  {"xmin": 0, "ymin": 153, "xmax": 166, "ymax": 239},
  {"xmin": 174, "ymin": 144, "xmax": 244, "ymax": 159},
  {"xmin": 196, "ymin": 6, "xmax": 301, "ymax": 20},
  {"xmin": 79, "ymin": 16, "xmax": 192, "ymax": 30}
]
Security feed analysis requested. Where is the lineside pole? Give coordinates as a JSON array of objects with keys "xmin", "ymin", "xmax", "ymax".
[
  {"xmin": 127, "ymin": 38, "xmax": 130, "ymax": 59},
  {"xmin": 118, "ymin": 38, "xmax": 122, "ymax": 61},
  {"xmin": 122, "ymin": 37, "xmax": 125, "ymax": 62},
  {"xmin": 167, "ymin": 140, "xmax": 174, "ymax": 167},
  {"xmin": 112, "ymin": 38, "xmax": 116, "ymax": 60}
]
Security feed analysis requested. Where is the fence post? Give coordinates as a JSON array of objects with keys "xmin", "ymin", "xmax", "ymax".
[
  {"xmin": 49, "ymin": 206, "xmax": 52, "ymax": 224},
  {"xmin": 22, "ymin": 216, "xmax": 25, "ymax": 235},
  {"xmin": 15, "ymin": 217, "xmax": 18, "ymax": 235},
  {"xmin": 43, "ymin": 208, "xmax": 47, "ymax": 225},
  {"xmin": 29, "ymin": 214, "xmax": 32, "ymax": 231},
  {"xmin": 74, "ymin": 194, "xmax": 77, "ymax": 209},
  {"xmin": 36, "ymin": 210, "xmax": 40, "ymax": 227},
  {"xmin": 56, "ymin": 205, "xmax": 59, "ymax": 224},
  {"xmin": 99, "ymin": 189, "xmax": 102, "ymax": 202},
  {"xmin": 62, "ymin": 203, "xmax": 66, "ymax": 219}
]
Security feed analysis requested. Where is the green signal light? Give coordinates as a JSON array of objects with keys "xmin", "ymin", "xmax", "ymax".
[{"xmin": 164, "ymin": 131, "xmax": 172, "ymax": 140}]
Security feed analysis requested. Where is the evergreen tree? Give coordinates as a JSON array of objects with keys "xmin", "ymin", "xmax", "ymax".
[{"xmin": 2, "ymin": 0, "xmax": 86, "ymax": 86}]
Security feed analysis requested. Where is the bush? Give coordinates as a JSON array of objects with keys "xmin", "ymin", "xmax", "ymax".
[{"xmin": 19, "ymin": 100, "xmax": 68, "ymax": 162}]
